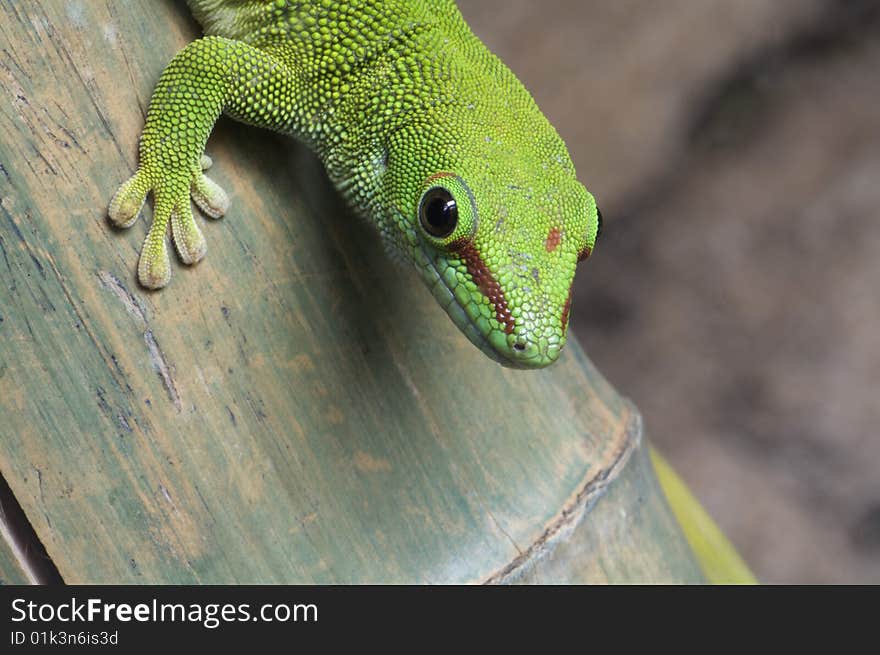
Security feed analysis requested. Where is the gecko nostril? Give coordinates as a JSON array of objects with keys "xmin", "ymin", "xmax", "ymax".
[{"xmin": 513, "ymin": 343, "xmax": 526, "ymax": 352}]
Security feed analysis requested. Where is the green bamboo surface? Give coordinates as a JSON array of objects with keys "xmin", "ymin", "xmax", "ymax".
[{"xmin": 0, "ymin": 0, "xmax": 703, "ymax": 583}]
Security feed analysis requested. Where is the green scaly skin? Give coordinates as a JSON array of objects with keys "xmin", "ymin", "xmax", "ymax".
[{"xmin": 109, "ymin": 0, "xmax": 600, "ymax": 368}]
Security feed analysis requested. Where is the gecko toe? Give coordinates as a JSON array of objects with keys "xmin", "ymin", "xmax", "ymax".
[
  {"xmin": 137, "ymin": 235, "xmax": 172, "ymax": 289},
  {"xmin": 108, "ymin": 172, "xmax": 148, "ymax": 228},
  {"xmin": 171, "ymin": 203, "xmax": 207, "ymax": 264},
  {"xmin": 191, "ymin": 172, "xmax": 229, "ymax": 219},
  {"xmin": 136, "ymin": 196, "xmax": 175, "ymax": 289}
]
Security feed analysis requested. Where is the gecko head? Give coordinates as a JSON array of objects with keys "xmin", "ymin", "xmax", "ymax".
[{"xmin": 399, "ymin": 160, "xmax": 601, "ymax": 369}]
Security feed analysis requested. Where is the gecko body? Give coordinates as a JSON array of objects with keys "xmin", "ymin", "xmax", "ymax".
[{"xmin": 110, "ymin": 0, "xmax": 601, "ymax": 368}]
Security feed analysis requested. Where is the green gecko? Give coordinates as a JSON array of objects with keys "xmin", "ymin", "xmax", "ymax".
[{"xmin": 109, "ymin": 0, "xmax": 601, "ymax": 368}]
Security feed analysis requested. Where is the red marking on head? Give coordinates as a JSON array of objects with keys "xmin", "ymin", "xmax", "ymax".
[
  {"xmin": 545, "ymin": 227, "xmax": 563, "ymax": 253},
  {"xmin": 425, "ymin": 172, "xmax": 457, "ymax": 184},
  {"xmin": 577, "ymin": 245, "xmax": 592, "ymax": 262},
  {"xmin": 561, "ymin": 287, "xmax": 573, "ymax": 333},
  {"xmin": 449, "ymin": 240, "xmax": 516, "ymax": 335}
]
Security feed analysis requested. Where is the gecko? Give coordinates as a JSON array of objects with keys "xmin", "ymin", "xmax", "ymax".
[{"xmin": 109, "ymin": 0, "xmax": 602, "ymax": 368}]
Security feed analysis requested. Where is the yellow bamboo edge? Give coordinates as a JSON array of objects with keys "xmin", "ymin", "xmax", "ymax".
[{"xmin": 650, "ymin": 448, "xmax": 757, "ymax": 584}]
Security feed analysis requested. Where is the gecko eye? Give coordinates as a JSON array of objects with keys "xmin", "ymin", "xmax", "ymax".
[
  {"xmin": 596, "ymin": 206, "xmax": 603, "ymax": 241},
  {"xmin": 419, "ymin": 187, "xmax": 459, "ymax": 238}
]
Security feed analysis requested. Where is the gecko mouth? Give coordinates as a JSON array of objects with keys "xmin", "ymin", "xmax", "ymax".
[{"xmin": 415, "ymin": 240, "xmax": 562, "ymax": 369}]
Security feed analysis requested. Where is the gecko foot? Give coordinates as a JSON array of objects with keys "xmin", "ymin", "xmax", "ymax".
[{"xmin": 108, "ymin": 154, "xmax": 230, "ymax": 289}]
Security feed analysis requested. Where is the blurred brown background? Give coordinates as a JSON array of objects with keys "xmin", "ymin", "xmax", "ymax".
[{"xmin": 458, "ymin": 0, "xmax": 880, "ymax": 583}]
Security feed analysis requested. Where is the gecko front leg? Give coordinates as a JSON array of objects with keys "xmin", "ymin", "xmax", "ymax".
[{"xmin": 109, "ymin": 36, "xmax": 301, "ymax": 288}]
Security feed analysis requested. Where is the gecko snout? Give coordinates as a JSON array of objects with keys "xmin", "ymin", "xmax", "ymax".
[{"xmin": 494, "ymin": 330, "xmax": 563, "ymax": 369}]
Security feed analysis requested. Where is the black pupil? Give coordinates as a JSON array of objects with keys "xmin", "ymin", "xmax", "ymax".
[{"xmin": 421, "ymin": 189, "xmax": 458, "ymax": 237}]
